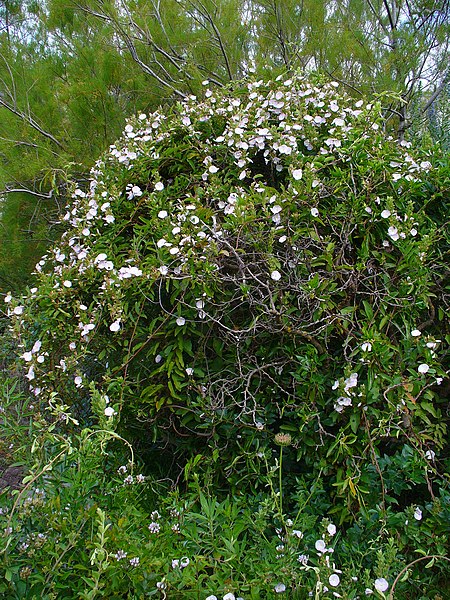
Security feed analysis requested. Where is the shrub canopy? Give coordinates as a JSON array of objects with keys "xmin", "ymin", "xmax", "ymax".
[{"xmin": 8, "ymin": 74, "xmax": 448, "ymax": 521}]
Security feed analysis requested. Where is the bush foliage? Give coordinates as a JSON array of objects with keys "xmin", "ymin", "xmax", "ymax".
[{"xmin": 1, "ymin": 74, "xmax": 449, "ymax": 598}]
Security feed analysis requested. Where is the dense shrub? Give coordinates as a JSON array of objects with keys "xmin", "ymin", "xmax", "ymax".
[{"xmin": 2, "ymin": 74, "xmax": 449, "ymax": 598}]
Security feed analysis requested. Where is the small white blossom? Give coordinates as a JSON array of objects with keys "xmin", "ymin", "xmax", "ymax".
[
  {"xmin": 271, "ymin": 270, "xmax": 281, "ymax": 281},
  {"xmin": 104, "ymin": 406, "xmax": 116, "ymax": 417},
  {"xmin": 148, "ymin": 522, "xmax": 161, "ymax": 533},
  {"xmin": 176, "ymin": 317, "xmax": 186, "ymax": 326},
  {"xmin": 374, "ymin": 578, "xmax": 389, "ymax": 593},
  {"xmin": 155, "ymin": 182, "xmax": 164, "ymax": 191},
  {"xmin": 315, "ymin": 539, "xmax": 326, "ymax": 553},
  {"xmin": 381, "ymin": 210, "xmax": 391, "ymax": 218},
  {"xmin": 109, "ymin": 320, "xmax": 121, "ymax": 332},
  {"xmin": 388, "ymin": 226, "xmax": 399, "ymax": 241},
  {"xmin": 418, "ymin": 363, "xmax": 429, "ymax": 374},
  {"xmin": 414, "ymin": 507, "xmax": 422, "ymax": 520},
  {"xmin": 327, "ymin": 523, "xmax": 337, "ymax": 536},
  {"xmin": 310, "ymin": 207, "xmax": 319, "ymax": 217},
  {"xmin": 274, "ymin": 583, "xmax": 286, "ymax": 593},
  {"xmin": 411, "ymin": 329, "xmax": 421, "ymax": 337},
  {"xmin": 329, "ymin": 574, "xmax": 340, "ymax": 587}
]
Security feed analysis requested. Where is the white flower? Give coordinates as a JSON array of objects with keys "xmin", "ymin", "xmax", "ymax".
[
  {"xmin": 32, "ymin": 340, "xmax": 42, "ymax": 353},
  {"xmin": 159, "ymin": 266, "xmax": 169, "ymax": 275},
  {"xmin": 223, "ymin": 594, "xmax": 236, "ymax": 600},
  {"xmin": 315, "ymin": 539, "xmax": 326, "ymax": 553},
  {"xmin": 104, "ymin": 406, "xmax": 116, "ymax": 417},
  {"xmin": 205, "ymin": 596, "xmax": 218, "ymax": 600},
  {"xmin": 292, "ymin": 530, "xmax": 303, "ymax": 539},
  {"xmin": 411, "ymin": 329, "xmax": 421, "ymax": 337},
  {"xmin": 271, "ymin": 270, "xmax": 281, "ymax": 281},
  {"xmin": 425, "ymin": 449, "xmax": 435, "ymax": 461},
  {"xmin": 109, "ymin": 320, "xmax": 121, "ymax": 332},
  {"xmin": 22, "ymin": 352, "xmax": 33, "ymax": 362},
  {"xmin": 155, "ymin": 182, "xmax": 164, "ymax": 191},
  {"xmin": 172, "ymin": 559, "xmax": 180, "ymax": 569},
  {"xmin": 365, "ymin": 589, "xmax": 373, "ymax": 596},
  {"xmin": 327, "ymin": 523, "xmax": 337, "ymax": 536},
  {"xmin": 176, "ymin": 317, "xmax": 186, "ymax": 326},
  {"xmin": 129, "ymin": 557, "xmax": 140, "ymax": 567},
  {"xmin": 381, "ymin": 210, "xmax": 391, "ymax": 218},
  {"xmin": 180, "ymin": 557, "xmax": 189, "ymax": 568},
  {"xmin": 374, "ymin": 578, "xmax": 389, "ymax": 593},
  {"xmin": 329, "ymin": 574, "xmax": 340, "ymax": 587},
  {"xmin": 13, "ymin": 306, "xmax": 24, "ymax": 315},
  {"xmin": 209, "ymin": 165, "xmax": 219, "ymax": 173},
  {"xmin": 418, "ymin": 363, "xmax": 429, "ymax": 374},
  {"xmin": 185, "ymin": 368, "xmax": 194, "ymax": 376},
  {"xmin": 158, "ymin": 210, "xmax": 168, "ymax": 219},
  {"xmin": 410, "ymin": 228, "xmax": 418, "ymax": 236},
  {"xmin": 361, "ymin": 342, "xmax": 372, "ymax": 352},
  {"xmin": 274, "ymin": 583, "xmax": 286, "ymax": 593},
  {"xmin": 292, "ymin": 169, "xmax": 303, "ymax": 180},
  {"xmin": 414, "ymin": 507, "xmax": 422, "ymax": 520},
  {"xmin": 388, "ymin": 226, "xmax": 399, "ymax": 240},
  {"xmin": 155, "ymin": 354, "xmax": 162, "ymax": 363},
  {"xmin": 74, "ymin": 376, "xmax": 83, "ymax": 387},
  {"xmin": 4, "ymin": 293, "xmax": 12, "ymax": 303},
  {"xmin": 278, "ymin": 144, "xmax": 292, "ymax": 155},
  {"xmin": 310, "ymin": 207, "xmax": 319, "ymax": 217}
]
